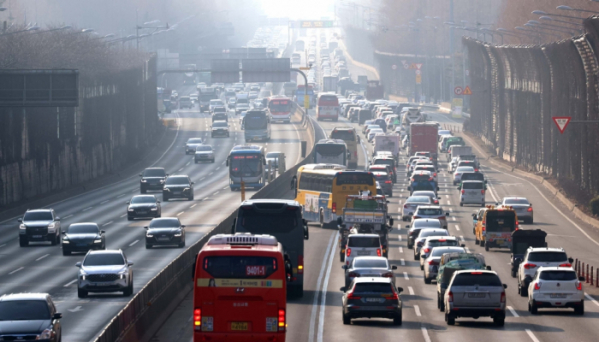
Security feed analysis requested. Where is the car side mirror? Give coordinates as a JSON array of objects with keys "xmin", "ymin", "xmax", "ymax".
[
  {"xmin": 139, "ymin": 173, "xmax": 142, "ymax": 177},
  {"xmin": 53, "ymin": 313, "xmax": 62, "ymax": 320},
  {"xmin": 392, "ymin": 265, "xmax": 398, "ymax": 270},
  {"xmin": 579, "ymin": 276, "xmax": 586, "ymax": 282},
  {"xmin": 128, "ymin": 261, "xmax": 134, "ymax": 266},
  {"xmin": 514, "ymin": 257, "xmax": 522, "ymax": 263},
  {"xmin": 486, "ymin": 266, "xmax": 492, "ymax": 271},
  {"xmin": 337, "ymin": 217, "xmax": 343, "ymax": 225},
  {"xmin": 461, "ymin": 244, "xmax": 466, "ymax": 248},
  {"xmin": 457, "ymin": 186, "xmax": 460, "ymax": 190},
  {"xmin": 75, "ymin": 262, "xmax": 82, "ymax": 268},
  {"xmin": 191, "ymin": 182, "xmax": 195, "ymax": 185},
  {"xmin": 101, "ymin": 230, "xmax": 105, "ymax": 234},
  {"xmin": 144, "ymin": 226, "xmax": 149, "ymax": 229},
  {"xmin": 62, "ymin": 231, "xmax": 66, "ymax": 235},
  {"xmin": 438, "ymin": 197, "xmax": 442, "ymax": 199},
  {"xmin": 446, "ymin": 212, "xmax": 450, "ymax": 216},
  {"xmin": 181, "ymin": 225, "xmax": 186, "ymax": 228},
  {"xmin": 126, "ymin": 201, "xmax": 130, "ymax": 204},
  {"xmin": 568, "ymin": 257, "xmax": 574, "ymax": 264},
  {"xmin": 157, "ymin": 201, "xmax": 161, "ymax": 203},
  {"xmin": 396, "ymin": 286, "xmax": 403, "ymax": 293},
  {"xmin": 472, "ymin": 213, "xmax": 477, "ymax": 218},
  {"xmin": 386, "ymin": 200, "xmax": 390, "ymax": 203},
  {"xmin": 17, "ymin": 218, "xmax": 22, "ymax": 223},
  {"xmin": 56, "ymin": 217, "xmax": 61, "ymax": 221},
  {"xmin": 166, "ymin": 173, "xmax": 170, "ymax": 176},
  {"xmin": 503, "ymin": 284, "xmax": 508, "ymax": 289},
  {"xmin": 342, "ymin": 265, "xmax": 348, "ymax": 270},
  {"xmin": 405, "ymin": 225, "xmax": 410, "ymax": 228}
]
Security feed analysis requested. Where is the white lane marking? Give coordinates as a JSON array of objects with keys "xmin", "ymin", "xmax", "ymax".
[
  {"xmin": 178, "ymin": 167, "xmax": 184, "ymax": 171},
  {"xmin": 223, "ymin": 186, "xmax": 228, "ymax": 190},
  {"xmin": 68, "ymin": 306, "xmax": 84, "ymax": 313},
  {"xmin": 525, "ymin": 329, "xmax": 541, "ymax": 342},
  {"xmin": 460, "ymin": 235, "xmax": 465, "ymax": 241},
  {"xmin": 216, "ymin": 167, "xmax": 220, "ymax": 171},
  {"xmin": 209, "ymin": 172, "xmax": 214, "ymax": 175},
  {"xmin": 408, "ymin": 286, "xmax": 415, "ymax": 295},
  {"xmin": 177, "ymin": 212, "xmax": 184, "ymax": 216},
  {"xmin": 447, "ymin": 200, "xmax": 451, "ymax": 205},
  {"xmin": 308, "ymin": 234, "xmax": 335, "ymax": 342},
  {"xmin": 445, "ymin": 195, "xmax": 449, "ymax": 199},
  {"xmin": 129, "ymin": 240, "xmax": 139, "ymax": 246},
  {"xmin": 507, "ymin": 306, "xmax": 519, "ymax": 317},
  {"xmin": 316, "ymin": 233, "xmax": 338, "ymax": 342},
  {"xmin": 186, "ymin": 161, "xmax": 191, "ymax": 166},
  {"xmin": 422, "ymin": 327, "xmax": 432, "ymax": 342},
  {"xmin": 213, "ymin": 192, "xmax": 219, "ymax": 196},
  {"xmin": 585, "ymin": 293, "xmax": 599, "ymax": 307},
  {"xmin": 102, "ymin": 221, "xmax": 113, "ymax": 227},
  {"xmin": 203, "ymin": 198, "xmax": 210, "ymax": 201},
  {"xmin": 117, "ymin": 194, "xmax": 126, "ymax": 198},
  {"xmin": 82, "ymin": 207, "xmax": 93, "ymax": 212},
  {"xmin": 62, "ymin": 214, "xmax": 73, "ymax": 219},
  {"xmin": 0, "ymin": 244, "xmax": 5, "ymax": 248},
  {"xmin": 486, "ymin": 179, "xmax": 500, "ymax": 202},
  {"xmin": 452, "ymin": 217, "xmax": 457, "ymax": 221},
  {"xmin": 200, "ymin": 177, "xmax": 206, "ymax": 181},
  {"xmin": 100, "ymin": 200, "xmax": 110, "ymax": 204},
  {"xmin": 455, "ymin": 225, "xmax": 460, "ymax": 231},
  {"xmin": 64, "ymin": 279, "xmax": 77, "ymax": 287},
  {"xmin": 414, "ymin": 305, "xmax": 422, "ymax": 316},
  {"xmin": 449, "ymin": 208, "xmax": 453, "ymax": 212},
  {"xmin": 398, "ymin": 235, "xmax": 402, "ymax": 241},
  {"xmin": 401, "ymin": 259, "xmax": 405, "ymax": 266},
  {"xmin": 465, "ymin": 247, "xmax": 470, "ymax": 253},
  {"xmin": 399, "ymin": 247, "xmax": 403, "ymax": 253},
  {"xmin": 190, "ymin": 204, "xmax": 197, "ymax": 209},
  {"xmin": 36, "ymin": 254, "xmax": 50, "ymax": 261},
  {"xmin": 403, "ymin": 272, "xmax": 409, "ymax": 280},
  {"xmin": 9, "ymin": 267, "xmax": 24, "ymax": 275}
]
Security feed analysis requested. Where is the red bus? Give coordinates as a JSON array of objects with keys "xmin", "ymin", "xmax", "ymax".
[
  {"xmin": 268, "ymin": 96, "xmax": 293, "ymax": 124},
  {"xmin": 316, "ymin": 93, "xmax": 340, "ymax": 121},
  {"xmin": 193, "ymin": 234, "xmax": 287, "ymax": 342}
]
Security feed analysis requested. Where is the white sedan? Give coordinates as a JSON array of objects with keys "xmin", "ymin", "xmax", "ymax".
[{"xmin": 453, "ymin": 166, "xmax": 475, "ymax": 185}]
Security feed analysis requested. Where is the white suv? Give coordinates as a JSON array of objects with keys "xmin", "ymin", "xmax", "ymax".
[
  {"xmin": 517, "ymin": 247, "xmax": 572, "ymax": 296},
  {"xmin": 344, "ymin": 234, "xmax": 383, "ymax": 265},
  {"xmin": 412, "ymin": 206, "xmax": 449, "ymax": 229},
  {"xmin": 76, "ymin": 249, "xmax": 134, "ymax": 298},
  {"xmin": 528, "ymin": 267, "xmax": 585, "ymax": 315}
]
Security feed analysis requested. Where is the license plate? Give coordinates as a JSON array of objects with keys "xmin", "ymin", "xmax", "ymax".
[
  {"xmin": 357, "ymin": 251, "xmax": 371, "ymax": 256},
  {"xmin": 550, "ymin": 294, "xmax": 567, "ymax": 298},
  {"xmin": 173, "ymin": 191, "xmax": 181, "ymax": 195},
  {"xmin": 78, "ymin": 244, "xmax": 88, "ymax": 247},
  {"xmin": 231, "ymin": 322, "xmax": 248, "ymax": 331},
  {"xmin": 365, "ymin": 298, "xmax": 384, "ymax": 303},
  {"xmin": 93, "ymin": 283, "xmax": 113, "ymax": 287},
  {"xmin": 157, "ymin": 237, "xmax": 170, "ymax": 241},
  {"xmin": 495, "ymin": 239, "xmax": 504, "ymax": 244},
  {"xmin": 468, "ymin": 293, "xmax": 486, "ymax": 298},
  {"xmin": 32, "ymin": 235, "xmax": 42, "ymax": 238}
]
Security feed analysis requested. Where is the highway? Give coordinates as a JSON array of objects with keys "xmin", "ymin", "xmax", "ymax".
[{"xmin": 0, "ymin": 83, "xmax": 309, "ymax": 342}]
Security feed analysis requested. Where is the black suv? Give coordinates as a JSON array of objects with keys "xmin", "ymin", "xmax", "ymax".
[
  {"xmin": 163, "ymin": 175, "xmax": 194, "ymax": 201},
  {"xmin": 18, "ymin": 209, "xmax": 61, "ymax": 247},
  {"xmin": 0, "ymin": 293, "xmax": 62, "ymax": 341},
  {"xmin": 139, "ymin": 167, "xmax": 167, "ymax": 193}
]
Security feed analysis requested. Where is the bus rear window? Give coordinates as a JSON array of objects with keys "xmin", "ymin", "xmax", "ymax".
[
  {"xmin": 330, "ymin": 130, "xmax": 355, "ymax": 141},
  {"xmin": 485, "ymin": 212, "xmax": 516, "ymax": 232},
  {"xmin": 239, "ymin": 210, "xmax": 298, "ymax": 234},
  {"xmin": 353, "ymin": 283, "xmax": 394, "ymax": 293},
  {"xmin": 315, "ymin": 144, "xmax": 345, "ymax": 155},
  {"xmin": 202, "ymin": 256, "xmax": 278, "ymax": 279},
  {"xmin": 318, "ymin": 95, "xmax": 339, "ymax": 106},
  {"xmin": 336, "ymin": 173, "xmax": 375, "ymax": 186}
]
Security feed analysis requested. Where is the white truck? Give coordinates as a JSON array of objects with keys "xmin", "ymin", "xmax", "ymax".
[
  {"xmin": 373, "ymin": 135, "xmax": 400, "ymax": 164},
  {"xmin": 449, "ymin": 146, "xmax": 472, "ymax": 170},
  {"xmin": 322, "ymin": 76, "xmax": 338, "ymax": 93}
]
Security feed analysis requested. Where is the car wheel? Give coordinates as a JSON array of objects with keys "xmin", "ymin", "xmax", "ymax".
[
  {"xmin": 529, "ymin": 218, "xmax": 534, "ymax": 224},
  {"xmin": 493, "ymin": 317, "xmax": 505, "ymax": 326},
  {"xmin": 480, "ymin": 239, "xmax": 485, "ymax": 247},
  {"xmin": 393, "ymin": 312, "xmax": 402, "ymax": 325},
  {"xmin": 575, "ymin": 301, "xmax": 584, "ymax": 315},
  {"xmin": 146, "ymin": 244, "xmax": 152, "ymax": 249},
  {"xmin": 19, "ymin": 238, "xmax": 29, "ymax": 247},
  {"xmin": 475, "ymin": 236, "xmax": 479, "ymax": 245},
  {"xmin": 420, "ymin": 264, "xmax": 424, "ymax": 271},
  {"xmin": 188, "ymin": 195, "xmax": 194, "ymax": 201},
  {"xmin": 178, "ymin": 241, "xmax": 186, "ymax": 248},
  {"xmin": 511, "ymin": 269, "xmax": 516, "ymax": 278},
  {"xmin": 211, "ymin": 159, "xmax": 215, "ymax": 163},
  {"xmin": 194, "ymin": 160, "xmax": 198, "ymax": 164},
  {"xmin": 424, "ymin": 276, "xmax": 431, "ymax": 284},
  {"xmin": 51, "ymin": 236, "xmax": 57, "ymax": 246},
  {"xmin": 530, "ymin": 301, "xmax": 538, "ymax": 314},
  {"xmin": 519, "ymin": 282, "xmax": 528, "ymax": 297},
  {"xmin": 163, "ymin": 196, "xmax": 169, "ymax": 202},
  {"xmin": 342, "ymin": 312, "xmax": 351, "ymax": 325},
  {"xmin": 439, "ymin": 296, "xmax": 445, "ymax": 311},
  {"xmin": 77, "ymin": 288, "xmax": 88, "ymax": 298},
  {"xmin": 414, "ymin": 253, "xmax": 419, "ymax": 261},
  {"xmin": 485, "ymin": 243, "xmax": 489, "ymax": 252},
  {"xmin": 445, "ymin": 312, "xmax": 455, "ymax": 325},
  {"xmin": 459, "ymin": 203, "xmax": 463, "ymax": 207},
  {"xmin": 62, "ymin": 249, "xmax": 71, "ymax": 256},
  {"xmin": 123, "ymin": 280, "xmax": 133, "ymax": 296},
  {"xmin": 127, "ymin": 216, "xmax": 133, "ymax": 221}
]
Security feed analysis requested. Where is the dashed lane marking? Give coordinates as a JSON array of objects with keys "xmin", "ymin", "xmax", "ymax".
[
  {"xmin": 117, "ymin": 194, "xmax": 126, "ymax": 198},
  {"xmin": 401, "ymin": 259, "xmax": 405, "ymax": 266},
  {"xmin": 525, "ymin": 329, "xmax": 540, "ymax": 342},
  {"xmin": 414, "ymin": 305, "xmax": 422, "ymax": 317},
  {"xmin": 36, "ymin": 254, "xmax": 50, "ymax": 261},
  {"xmin": 102, "ymin": 221, "xmax": 112, "ymax": 227},
  {"xmin": 408, "ymin": 286, "xmax": 414, "ymax": 295},
  {"xmin": 460, "ymin": 235, "xmax": 465, "ymax": 241},
  {"xmin": 507, "ymin": 306, "xmax": 519, "ymax": 317},
  {"xmin": 399, "ymin": 247, "xmax": 403, "ymax": 253},
  {"xmin": 422, "ymin": 327, "xmax": 432, "ymax": 342},
  {"xmin": 190, "ymin": 204, "xmax": 197, "ymax": 209},
  {"xmin": 403, "ymin": 272, "xmax": 409, "ymax": 280},
  {"xmin": 63, "ymin": 279, "xmax": 77, "ymax": 287},
  {"xmin": 585, "ymin": 293, "xmax": 599, "ymax": 307},
  {"xmin": 129, "ymin": 240, "xmax": 139, "ymax": 246},
  {"xmin": 100, "ymin": 200, "xmax": 110, "ymax": 204},
  {"xmin": 177, "ymin": 212, "xmax": 184, "ymax": 216},
  {"xmin": 62, "ymin": 214, "xmax": 73, "ymax": 219},
  {"xmin": 455, "ymin": 225, "xmax": 460, "ymax": 231},
  {"xmin": 9, "ymin": 267, "xmax": 24, "ymax": 275},
  {"xmin": 120, "ymin": 214, "xmax": 126, "ymax": 218},
  {"xmin": 82, "ymin": 207, "xmax": 93, "ymax": 212}
]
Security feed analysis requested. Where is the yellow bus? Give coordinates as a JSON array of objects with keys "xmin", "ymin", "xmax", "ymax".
[
  {"xmin": 293, "ymin": 164, "xmax": 377, "ymax": 227},
  {"xmin": 330, "ymin": 127, "xmax": 360, "ymax": 169}
]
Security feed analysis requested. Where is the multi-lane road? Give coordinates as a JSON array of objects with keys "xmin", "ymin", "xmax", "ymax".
[{"xmin": 0, "ymin": 84, "xmax": 310, "ymax": 342}]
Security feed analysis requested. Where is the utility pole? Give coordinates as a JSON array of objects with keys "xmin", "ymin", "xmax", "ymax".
[{"xmin": 449, "ymin": 0, "xmax": 455, "ymax": 105}]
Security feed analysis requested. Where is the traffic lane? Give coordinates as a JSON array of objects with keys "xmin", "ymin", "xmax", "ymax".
[{"xmin": 314, "ymin": 114, "xmax": 370, "ymax": 170}]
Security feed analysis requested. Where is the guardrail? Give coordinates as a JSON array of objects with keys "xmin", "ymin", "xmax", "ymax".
[{"xmin": 93, "ymin": 103, "xmax": 317, "ymax": 342}]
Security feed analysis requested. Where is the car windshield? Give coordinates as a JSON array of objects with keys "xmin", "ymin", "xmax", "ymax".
[
  {"xmin": 528, "ymin": 252, "xmax": 568, "ymax": 262},
  {"xmin": 348, "ymin": 236, "xmax": 380, "ymax": 248},
  {"xmin": 149, "ymin": 218, "xmax": 180, "ymax": 228},
  {"xmin": 463, "ymin": 182, "xmax": 484, "ymax": 189},
  {"xmin": 143, "ymin": 169, "xmax": 165, "ymax": 177},
  {"xmin": 165, "ymin": 177, "xmax": 189, "ymax": 186},
  {"xmin": 187, "ymin": 138, "xmax": 203, "ymax": 144},
  {"xmin": 456, "ymin": 167, "xmax": 475, "ymax": 172},
  {"xmin": 412, "ymin": 191, "xmax": 436, "ymax": 198},
  {"xmin": 213, "ymin": 122, "xmax": 228, "ymax": 128},
  {"xmin": 0, "ymin": 301, "xmax": 50, "ymax": 321},
  {"xmin": 452, "ymin": 273, "xmax": 502, "ymax": 287},
  {"xmin": 131, "ymin": 196, "xmax": 156, "ymax": 204},
  {"xmin": 413, "ymin": 220, "xmax": 441, "ymax": 228},
  {"xmin": 67, "ymin": 224, "xmax": 99, "ymax": 234},
  {"xmin": 353, "ymin": 283, "xmax": 394, "ymax": 293},
  {"xmin": 266, "ymin": 152, "xmax": 281, "ymax": 158},
  {"xmin": 353, "ymin": 259, "xmax": 388, "ymax": 268},
  {"xmin": 539, "ymin": 271, "xmax": 577, "ymax": 281},
  {"xmin": 196, "ymin": 145, "xmax": 212, "ymax": 152},
  {"xmin": 406, "ymin": 196, "xmax": 431, "ymax": 203},
  {"xmin": 83, "ymin": 253, "xmax": 125, "ymax": 266},
  {"xmin": 23, "ymin": 212, "xmax": 53, "ymax": 221},
  {"xmin": 504, "ymin": 198, "xmax": 530, "ymax": 205},
  {"xmin": 431, "ymin": 247, "xmax": 462, "ymax": 256},
  {"xmin": 418, "ymin": 208, "xmax": 443, "ymax": 216},
  {"xmin": 419, "ymin": 230, "xmax": 448, "ymax": 238},
  {"xmin": 210, "ymin": 100, "xmax": 223, "ymax": 105}
]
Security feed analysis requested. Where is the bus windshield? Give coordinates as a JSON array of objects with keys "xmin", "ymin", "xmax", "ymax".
[
  {"xmin": 269, "ymin": 99, "xmax": 291, "ymax": 112},
  {"xmin": 315, "ymin": 144, "xmax": 346, "ymax": 165},
  {"xmin": 245, "ymin": 113, "xmax": 268, "ymax": 130},
  {"xmin": 230, "ymin": 154, "xmax": 262, "ymax": 177}
]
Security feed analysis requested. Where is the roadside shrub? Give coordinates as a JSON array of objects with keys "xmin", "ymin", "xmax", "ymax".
[{"xmin": 590, "ymin": 196, "xmax": 599, "ymax": 216}]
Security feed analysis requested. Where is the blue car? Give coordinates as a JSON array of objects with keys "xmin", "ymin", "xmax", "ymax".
[{"xmin": 408, "ymin": 171, "xmax": 438, "ymax": 195}]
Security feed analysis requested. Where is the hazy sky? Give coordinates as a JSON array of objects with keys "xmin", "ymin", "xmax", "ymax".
[{"xmin": 259, "ymin": 0, "xmax": 335, "ymax": 19}]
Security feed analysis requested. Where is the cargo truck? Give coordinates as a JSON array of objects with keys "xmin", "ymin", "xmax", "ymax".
[
  {"xmin": 365, "ymin": 80, "xmax": 384, "ymax": 100},
  {"xmin": 409, "ymin": 122, "xmax": 439, "ymax": 167},
  {"xmin": 373, "ymin": 135, "xmax": 400, "ymax": 164},
  {"xmin": 322, "ymin": 75, "xmax": 338, "ymax": 93}
]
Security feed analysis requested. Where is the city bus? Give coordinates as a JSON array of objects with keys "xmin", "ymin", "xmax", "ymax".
[
  {"xmin": 294, "ymin": 164, "xmax": 377, "ymax": 226},
  {"xmin": 316, "ymin": 93, "xmax": 340, "ymax": 121},
  {"xmin": 244, "ymin": 110, "xmax": 271, "ymax": 141},
  {"xmin": 268, "ymin": 96, "xmax": 293, "ymax": 123},
  {"xmin": 330, "ymin": 127, "xmax": 359, "ymax": 169},
  {"xmin": 314, "ymin": 139, "xmax": 348, "ymax": 166},
  {"xmin": 234, "ymin": 199, "xmax": 308, "ymax": 297},
  {"xmin": 227, "ymin": 145, "xmax": 266, "ymax": 190},
  {"xmin": 193, "ymin": 234, "xmax": 287, "ymax": 342}
]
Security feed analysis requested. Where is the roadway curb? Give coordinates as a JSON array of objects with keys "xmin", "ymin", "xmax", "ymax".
[{"xmin": 458, "ymin": 131, "xmax": 599, "ymax": 230}]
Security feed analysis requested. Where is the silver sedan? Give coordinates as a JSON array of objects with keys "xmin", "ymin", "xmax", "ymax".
[
  {"xmin": 342, "ymin": 256, "xmax": 397, "ymax": 288},
  {"xmin": 401, "ymin": 196, "xmax": 433, "ymax": 221},
  {"xmin": 500, "ymin": 197, "xmax": 534, "ymax": 224}
]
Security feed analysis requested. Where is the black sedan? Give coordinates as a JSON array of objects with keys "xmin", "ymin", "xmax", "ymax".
[
  {"xmin": 0, "ymin": 293, "xmax": 62, "ymax": 341},
  {"xmin": 62, "ymin": 223, "xmax": 106, "ymax": 255},
  {"xmin": 127, "ymin": 195, "xmax": 162, "ymax": 220},
  {"xmin": 163, "ymin": 175, "xmax": 194, "ymax": 201},
  {"xmin": 145, "ymin": 217, "xmax": 186, "ymax": 248}
]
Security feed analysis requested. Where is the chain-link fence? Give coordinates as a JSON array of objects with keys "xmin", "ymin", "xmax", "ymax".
[{"xmin": 465, "ymin": 16, "xmax": 599, "ymax": 202}]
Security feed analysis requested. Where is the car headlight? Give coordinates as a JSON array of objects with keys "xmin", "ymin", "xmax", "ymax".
[
  {"xmin": 48, "ymin": 222, "xmax": 56, "ymax": 229},
  {"xmin": 128, "ymin": 208, "xmax": 134, "ymax": 212},
  {"xmin": 94, "ymin": 239, "xmax": 102, "ymax": 244},
  {"xmin": 174, "ymin": 231, "xmax": 182, "ymax": 237},
  {"xmin": 80, "ymin": 272, "xmax": 87, "ymax": 280},
  {"xmin": 19, "ymin": 224, "xmax": 26, "ymax": 230},
  {"xmin": 119, "ymin": 271, "xmax": 127, "ymax": 279},
  {"xmin": 183, "ymin": 187, "xmax": 190, "ymax": 191},
  {"xmin": 160, "ymin": 179, "xmax": 165, "ymax": 184},
  {"xmin": 164, "ymin": 188, "xmax": 171, "ymax": 192},
  {"xmin": 62, "ymin": 239, "xmax": 69, "ymax": 244},
  {"xmin": 146, "ymin": 234, "xmax": 154, "ymax": 238},
  {"xmin": 38, "ymin": 328, "xmax": 53, "ymax": 339},
  {"xmin": 150, "ymin": 207, "xmax": 158, "ymax": 211},
  {"xmin": 141, "ymin": 179, "xmax": 147, "ymax": 183}
]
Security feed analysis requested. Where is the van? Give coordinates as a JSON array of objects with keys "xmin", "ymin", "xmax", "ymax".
[
  {"xmin": 330, "ymin": 127, "xmax": 359, "ymax": 168},
  {"xmin": 459, "ymin": 180, "xmax": 485, "ymax": 207},
  {"xmin": 212, "ymin": 112, "xmax": 228, "ymax": 122},
  {"xmin": 344, "ymin": 234, "xmax": 383, "ymax": 265}
]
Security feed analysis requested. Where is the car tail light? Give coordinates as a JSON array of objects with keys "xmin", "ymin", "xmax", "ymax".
[
  {"xmin": 437, "ymin": 216, "xmax": 445, "ymax": 220},
  {"xmin": 534, "ymin": 282, "xmax": 541, "ymax": 291},
  {"xmin": 298, "ymin": 255, "xmax": 304, "ymax": 274},
  {"xmin": 428, "ymin": 177, "xmax": 433, "ymax": 181},
  {"xmin": 481, "ymin": 190, "xmax": 485, "ymax": 194},
  {"xmin": 482, "ymin": 226, "xmax": 486, "ymax": 231},
  {"xmin": 414, "ymin": 216, "xmax": 421, "ymax": 219},
  {"xmin": 404, "ymin": 204, "xmax": 408, "ymax": 209},
  {"xmin": 528, "ymin": 207, "xmax": 533, "ymax": 212},
  {"xmin": 470, "ymin": 272, "xmax": 483, "ymax": 275},
  {"xmin": 434, "ymin": 200, "xmax": 439, "ymax": 204},
  {"xmin": 559, "ymin": 263, "xmax": 572, "ymax": 268},
  {"xmin": 348, "ymin": 272, "xmax": 360, "ymax": 278},
  {"xmin": 278, "ymin": 309, "xmax": 286, "ymax": 330},
  {"xmin": 194, "ymin": 308, "xmax": 202, "ymax": 331},
  {"xmin": 377, "ymin": 248, "xmax": 382, "ymax": 257},
  {"xmin": 417, "ymin": 241, "xmax": 424, "ymax": 247},
  {"xmin": 447, "ymin": 291, "xmax": 453, "ymax": 302},
  {"xmin": 382, "ymin": 272, "xmax": 393, "ymax": 278},
  {"xmin": 385, "ymin": 180, "xmax": 392, "ymax": 184},
  {"xmin": 433, "ymin": 173, "xmax": 437, "ymax": 177},
  {"xmin": 524, "ymin": 263, "xmax": 537, "ymax": 270},
  {"xmin": 475, "ymin": 169, "xmax": 479, "ymax": 172},
  {"xmin": 576, "ymin": 281, "xmax": 583, "ymax": 291},
  {"xmin": 423, "ymin": 248, "xmax": 431, "ymax": 253},
  {"xmin": 346, "ymin": 248, "xmax": 351, "ymax": 257},
  {"xmin": 347, "ymin": 291, "xmax": 361, "ymax": 300},
  {"xmin": 332, "ymin": 202, "xmax": 337, "ymax": 214},
  {"xmin": 454, "ymin": 173, "xmax": 458, "ymax": 177},
  {"xmin": 428, "ymin": 260, "xmax": 439, "ymax": 265},
  {"xmin": 461, "ymin": 190, "xmax": 465, "ymax": 194},
  {"xmin": 500, "ymin": 292, "xmax": 506, "ymax": 303},
  {"xmin": 390, "ymin": 291, "xmax": 399, "ymax": 300}
]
